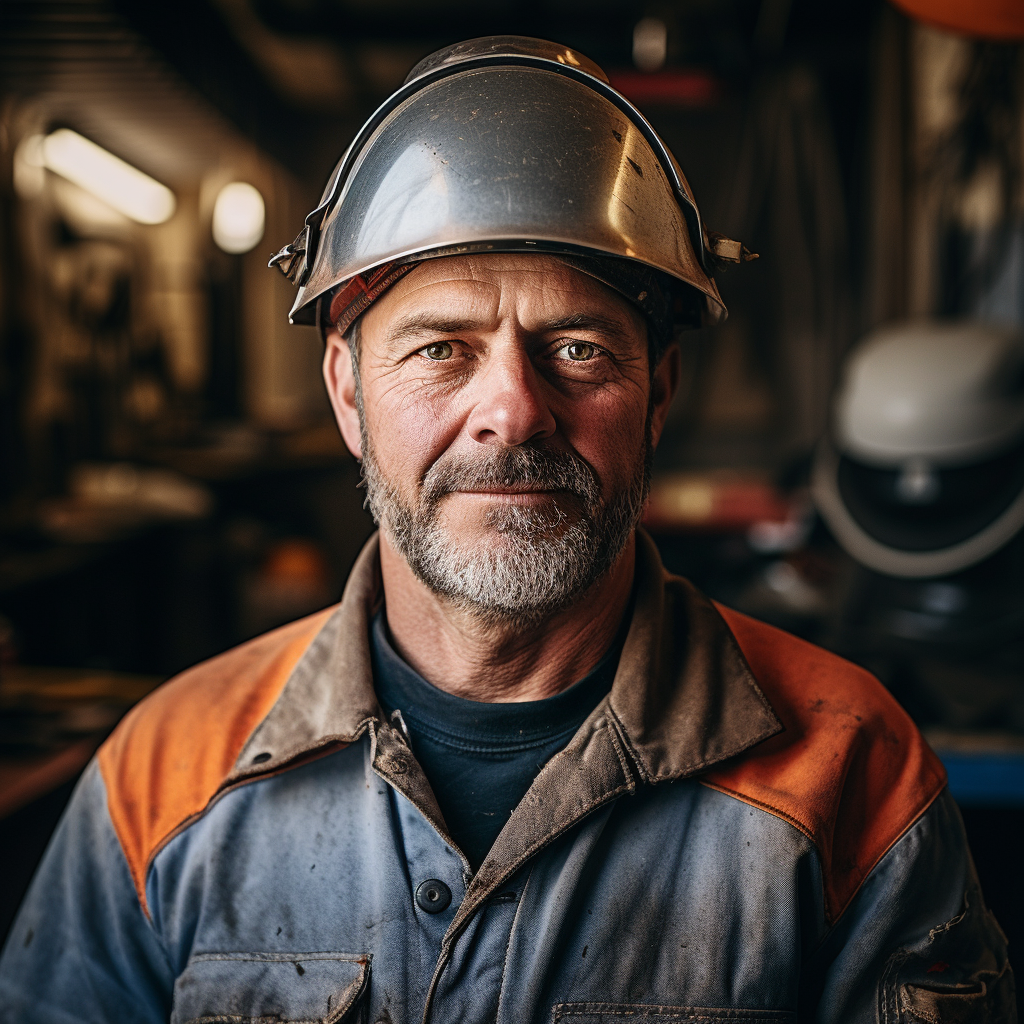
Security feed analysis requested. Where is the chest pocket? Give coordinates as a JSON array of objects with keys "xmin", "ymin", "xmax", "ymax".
[
  {"xmin": 552, "ymin": 1006, "xmax": 795, "ymax": 1023},
  {"xmin": 171, "ymin": 951, "xmax": 369, "ymax": 1024}
]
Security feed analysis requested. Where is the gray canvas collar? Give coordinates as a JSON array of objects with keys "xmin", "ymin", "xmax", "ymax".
[{"xmin": 229, "ymin": 529, "xmax": 780, "ymax": 796}]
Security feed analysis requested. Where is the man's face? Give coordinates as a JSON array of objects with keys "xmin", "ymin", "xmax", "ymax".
[{"xmin": 327, "ymin": 254, "xmax": 678, "ymax": 623}]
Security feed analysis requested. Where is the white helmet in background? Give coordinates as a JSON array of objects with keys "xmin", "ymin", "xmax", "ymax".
[{"xmin": 812, "ymin": 320, "xmax": 1024, "ymax": 578}]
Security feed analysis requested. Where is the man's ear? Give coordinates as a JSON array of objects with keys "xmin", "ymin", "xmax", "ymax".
[
  {"xmin": 649, "ymin": 342, "xmax": 682, "ymax": 451},
  {"xmin": 323, "ymin": 328, "xmax": 363, "ymax": 459}
]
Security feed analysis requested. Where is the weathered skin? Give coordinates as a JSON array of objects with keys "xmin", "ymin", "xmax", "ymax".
[{"xmin": 322, "ymin": 254, "xmax": 679, "ymax": 704}]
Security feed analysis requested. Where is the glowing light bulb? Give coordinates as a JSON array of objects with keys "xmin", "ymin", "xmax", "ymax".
[
  {"xmin": 212, "ymin": 182, "xmax": 266, "ymax": 254},
  {"xmin": 633, "ymin": 18, "xmax": 668, "ymax": 72}
]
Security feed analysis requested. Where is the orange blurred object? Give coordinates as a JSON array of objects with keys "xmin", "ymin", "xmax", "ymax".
[
  {"xmin": 262, "ymin": 539, "xmax": 330, "ymax": 586},
  {"xmin": 241, "ymin": 539, "xmax": 335, "ymax": 637},
  {"xmin": 890, "ymin": 0, "xmax": 1024, "ymax": 40},
  {"xmin": 644, "ymin": 472, "xmax": 792, "ymax": 534}
]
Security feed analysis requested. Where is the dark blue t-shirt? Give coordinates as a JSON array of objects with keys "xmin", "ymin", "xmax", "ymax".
[{"xmin": 371, "ymin": 611, "xmax": 623, "ymax": 870}]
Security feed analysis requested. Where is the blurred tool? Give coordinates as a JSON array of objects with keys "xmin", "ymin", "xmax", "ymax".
[
  {"xmin": 645, "ymin": 471, "xmax": 827, "ymax": 638},
  {"xmin": 0, "ymin": 616, "xmax": 16, "ymax": 682},
  {"xmin": 646, "ymin": 471, "xmax": 810, "ymax": 550},
  {"xmin": 0, "ymin": 666, "xmax": 160, "ymax": 755},
  {"xmin": 39, "ymin": 463, "xmax": 214, "ymax": 543}
]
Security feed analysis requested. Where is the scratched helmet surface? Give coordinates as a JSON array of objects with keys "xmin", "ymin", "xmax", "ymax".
[{"xmin": 272, "ymin": 36, "xmax": 744, "ymax": 328}]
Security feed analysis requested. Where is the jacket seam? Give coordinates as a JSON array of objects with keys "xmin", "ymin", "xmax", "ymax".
[
  {"xmin": 831, "ymin": 777, "xmax": 948, "ymax": 925},
  {"xmin": 230, "ymin": 718, "xmax": 374, "ymax": 783},
  {"xmin": 698, "ymin": 779, "xmax": 817, "ymax": 845},
  {"xmin": 553, "ymin": 1008, "xmax": 794, "ymax": 1020},
  {"xmin": 699, "ymin": 776, "xmax": 949, "ymax": 924},
  {"xmin": 494, "ymin": 861, "xmax": 536, "ymax": 1024},
  {"xmin": 93, "ymin": 763, "xmax": 178, "ymax": 972},
  {"xmin": 188, "ymin": 951, "xmax": 368, "ymax": 962},
  {"xmin": 133, "ymin": 738, "xmax": 356, "ymax": 919}
]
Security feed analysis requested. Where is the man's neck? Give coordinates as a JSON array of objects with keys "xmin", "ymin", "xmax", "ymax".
[{"xmin": 378, "ymin": 533, "xmax": 636, "ymax": 703}]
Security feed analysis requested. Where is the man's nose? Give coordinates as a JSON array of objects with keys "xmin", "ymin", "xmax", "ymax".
[{"xmin": 464, "ymin": 344, "xmax": 556, "ymax": 446}]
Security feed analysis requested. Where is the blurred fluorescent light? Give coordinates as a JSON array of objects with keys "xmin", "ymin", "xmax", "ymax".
[
  {"xmin": 52, "ymin": 176, "xmax": 131, "ymax": 231},
  {"xmin": 212, "ymin": 182, "xmax": 265, "ymax": 254},
  {"xmin": 17, "ymin": 134, "xmax": 131, "ymax": 230},
  {"xmin": 14, "ymin": 135, "xmax": 46, "ymax": 198},
  {"xmin": 633, "ymin": 17, "xmax": 668, "ymax": 72},
  {"xmin": 40, "ymin": 129, "xmax": 176, "ymax": 225}
]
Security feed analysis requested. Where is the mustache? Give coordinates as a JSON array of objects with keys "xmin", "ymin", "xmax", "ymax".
[{"xmin": 421, "ymin": 444, "xmax": 601, "ymax": 507}]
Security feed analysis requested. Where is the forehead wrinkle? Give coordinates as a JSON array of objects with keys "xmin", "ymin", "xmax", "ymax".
[{"xmin": 368, "ymin": 255, "xmax": 648, "ymax": 355}]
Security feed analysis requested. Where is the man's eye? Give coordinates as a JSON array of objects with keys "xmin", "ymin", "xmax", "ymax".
[
  {"xmin": 422, "ymin": 341, "xmax": 453, "ymax": 361},
  {"xmin": 562, "ymin": 342, "xmax": 597, "ymax": 362}
]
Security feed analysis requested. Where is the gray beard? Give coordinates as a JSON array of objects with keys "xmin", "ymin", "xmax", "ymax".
[{"xmin": 356, "ymin": 389, "xmax": 651, "ymax": 626}]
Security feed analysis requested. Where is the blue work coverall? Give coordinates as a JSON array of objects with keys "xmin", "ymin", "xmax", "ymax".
[{"xmin": 0, "ymin": 532, "xmax": 1015, "ymax": 1022}]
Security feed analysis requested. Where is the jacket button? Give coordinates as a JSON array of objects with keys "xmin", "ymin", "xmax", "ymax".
[{"xmin": 415, "ymin": 879, "xmax": 452, "ymax": 914}]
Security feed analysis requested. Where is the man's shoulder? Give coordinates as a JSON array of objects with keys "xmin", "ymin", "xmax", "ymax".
[
  {"xmin": 705, "ymin": 602, "xmax": 947, "ymax": 922},
  {"xmin": 96, "ymin": 606, "xmax": 336, "ymax": 910},
  {"xmin": 712, "ymin": 600, "xmax": 915, "ymax": 746}
]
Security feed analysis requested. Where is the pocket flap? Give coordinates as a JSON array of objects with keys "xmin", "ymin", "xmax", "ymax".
[
  {"xmin": 172, "ymin": 951, "xmax": 369, "ymax": 1024},
  {"xmin": 900, "ymin": 960, "xmax": 1016, "ymax": 1024}
]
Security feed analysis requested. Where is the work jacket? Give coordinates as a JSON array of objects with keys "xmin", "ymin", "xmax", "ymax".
[{"xmin": 0, "ymin": 532, "xmax": 1014, "ymax": 1023}]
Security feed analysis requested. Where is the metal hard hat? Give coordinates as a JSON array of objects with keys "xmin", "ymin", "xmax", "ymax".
[
  {"xmin": 812, "ymin": 320, "xmax": 1024, "ymax": 578},
  {"xmin": 270, "ymin": 36, "xmax": 750, "ymax": 328}
]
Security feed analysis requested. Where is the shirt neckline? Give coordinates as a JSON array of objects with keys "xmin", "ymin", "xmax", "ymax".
[{"xmin": 370, "ymin": 609, "xmax": 625, "ymax": 753}]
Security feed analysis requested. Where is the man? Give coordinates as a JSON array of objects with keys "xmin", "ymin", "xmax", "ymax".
[{"xmin": 0, "ymin": 37, "xmax": 1014, "ymax": 1024}]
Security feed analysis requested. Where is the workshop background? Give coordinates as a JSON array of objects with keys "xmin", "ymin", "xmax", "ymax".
[{"xmin": 1, "ymin": 0, "xmax": 1023, "ymax": 975}]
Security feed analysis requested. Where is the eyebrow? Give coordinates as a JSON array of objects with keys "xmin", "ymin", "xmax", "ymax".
[
  {"xmin": 384, "ymin": 310, "xmax": 637, "ymax": 344},
  {"xmin": 537, "ymin": 312, "xmax": 635, "ymax": 338},
  {"xmin": 385, "ymin": 313, "xmax": 483, "ymax": 341}
]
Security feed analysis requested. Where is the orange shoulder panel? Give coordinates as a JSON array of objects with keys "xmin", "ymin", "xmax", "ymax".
[
  {"xmin": 704, "ymin": 605, "xmax": 947, "ymax": 923},
  {"xmin": 98, "ymin": 608, "xmax": 334, "ymax": 916}
]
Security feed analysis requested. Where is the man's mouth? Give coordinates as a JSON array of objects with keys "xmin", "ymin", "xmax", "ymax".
[
  {"xmin": 455, "ymin": 486, "xmax": 560, "ymax": 495},
  {"xmin": 448, "ymin": 487, "xmax": 564, "ymax": 504}
]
